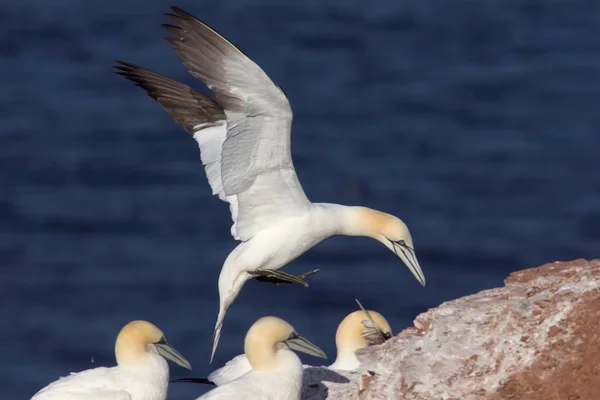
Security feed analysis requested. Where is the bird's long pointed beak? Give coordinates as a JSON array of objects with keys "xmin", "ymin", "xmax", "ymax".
[
  {"xmin": 393, "ymin": 243, "xmax": 426, "ymax": 286},
  {"xmin": 155, "ymin": 340, "xmax": 192, "ymax": 370},
  {"xmin": 284, "ymin": 334, "xmax": 327, "ymax": 359}
]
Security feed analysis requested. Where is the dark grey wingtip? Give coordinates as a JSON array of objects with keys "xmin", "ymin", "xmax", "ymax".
[
  {"xmin": 164, "ymin": 6, "xmax": 202, "ymax": 30},
  {"xmin": 113, "ymin": 61, "xmax": 160, "ymax": 101},
  {"xmin": 114, "ymin": 60, "xmax": 133, "ymax": 69},
  {"xmin": 161, "ymin": 23, "xmax": 183, "ymax": 34},
  {"xmin": 113, "ymin": 60, "xmax": 225, "ymax": 133},
  {"xmin": 169, "ymin": 5, "xmax": 197, "ymax": 21},
  {"xmin": 162, "ymin": 6, "xmax": 248, "ymax": 60},
  {"xmin": 113, "ymin": 60, "xmax": 141, "ymax": 77},
  {"xmin": 164, "ymin": 36, "xmax": 182, "ymax": 50}
]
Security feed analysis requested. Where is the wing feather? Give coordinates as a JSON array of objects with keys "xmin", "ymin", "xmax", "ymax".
[
  {"xmin": 207, "ymin": 354, "xmax": 251, "ymax": 386},
  {"xmin": 116, "ymin": 6, "xmax": 311, "ymax": 242},
  {"xmin": 163, "ymin": 7, "xmax": 311, "ymax": 240},
  {"xmin": 115, "ymin": 62, "xmax": 243, "ymax": 238},
  {"xmin": 31, "ymin": 368, "xmax": 132, "ymax": 400}
]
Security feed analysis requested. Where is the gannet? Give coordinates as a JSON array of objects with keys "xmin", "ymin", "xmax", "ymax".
[
  {"xmin": 173, "ymin": 300, "xmax": 391, "ymax": 387},
  {"xmin": 114, "ymin": 5, "xmax": 426, "ymax": 362},
  {"xmin": 31, "ymin": 320, "xmax": 192, "ymax": 400},
  {"xmin": 328, "ymin": 300, "xmax": 392, "ymax": 371},
  {"xmin": 186, "ymin": 316, "xmax": 326, "ymax": 399}
]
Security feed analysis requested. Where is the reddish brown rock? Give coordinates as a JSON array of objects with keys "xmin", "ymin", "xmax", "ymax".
[{"xmin": 303, "ymin": 259, "xmax": 600, "ymax": 399}]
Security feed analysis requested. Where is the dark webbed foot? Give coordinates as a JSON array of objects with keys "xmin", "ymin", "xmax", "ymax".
[{"xmin": 250, "ymin": 269, "xmax": 319, "ymax": 287}]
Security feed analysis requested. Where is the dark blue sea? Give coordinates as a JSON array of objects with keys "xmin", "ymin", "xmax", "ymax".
[{"xmin": 2, "ymin": 1, "xmax": 599, "ymax": 398}]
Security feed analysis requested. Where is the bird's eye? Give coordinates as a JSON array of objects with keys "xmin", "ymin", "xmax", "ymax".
[
  {"xmin": 396, "ymin": 240, "xmax": 406, "ymax": 246},
  {"xmin": 156, "ymin": 337, "xmax": 167, "ymax": 345},
  {"xmin": 287, "ymin": 332, "xmax": 298, "ymax": 340}
]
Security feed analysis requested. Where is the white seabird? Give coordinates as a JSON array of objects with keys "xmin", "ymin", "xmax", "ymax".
[
  {"xmin": 188, "ymin": 316, "xmax": 326, "ymax": 399},
  {"xmin": 328, "ymin": 300, "xmax": 392, "ymax": 371},
  {"xmin": 172, "ymin": 300, "xmax": 391, "ymax": 387},
  {"xmin": 115, "ymin": 6, "xmax": 425, "ymax": 362},
  {"xmin": 31, "ymin": 320, "xmax": 192, "ymax": 400}
]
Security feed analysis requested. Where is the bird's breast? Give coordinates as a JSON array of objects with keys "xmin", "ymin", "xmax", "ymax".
[{"xmin": 240, "ymin": 216, "xmax": 331, "ymax": 271}]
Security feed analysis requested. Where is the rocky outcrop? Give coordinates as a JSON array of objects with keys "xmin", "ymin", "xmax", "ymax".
[{"xmin": 303, "ymin": 259, "xmax": 600, "ymax": 400}]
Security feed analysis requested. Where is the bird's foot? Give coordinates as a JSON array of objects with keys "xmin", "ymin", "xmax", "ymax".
[{"xmin": 250, "ymin": 269, "xmax": 319, "ymax": 288}]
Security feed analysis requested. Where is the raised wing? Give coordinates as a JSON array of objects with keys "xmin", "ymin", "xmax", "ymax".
[
  {"xmin": 31, "ymin": 368, "xmax": 132, "ymax": 400},
  {"xmin": 161, "ymin": 6, "xmax": 311, "ymax": 241},
  {"xmin": 114, "ymin": 62, "xmax": 241, "ymax": 238},
  {"xmin": 114, "ymin": 61, "xmax": 224, "ymax": 132}
]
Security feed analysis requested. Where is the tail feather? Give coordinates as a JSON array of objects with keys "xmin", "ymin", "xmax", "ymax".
[
  {"xmin": 210, "ymin": 308, "xmax": 226, "ymax": 363},
  {"xmin": 210, "ymin": 257, "xmax": 250, "ymax": 363}
]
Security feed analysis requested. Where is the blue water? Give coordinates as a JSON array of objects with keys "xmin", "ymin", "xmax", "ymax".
[{"xmin": 2, "ymin": 1, "xmax": 599, "ymax": 398}]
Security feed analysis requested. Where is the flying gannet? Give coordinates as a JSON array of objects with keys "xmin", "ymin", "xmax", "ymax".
[
  {"xmin": 114, "ymin": 6, "xmax": 425, "ymax": 362},
  {"xmin": 31, "ymin": 320, "xmax": 192, "ymax": 400},
  {"xmin": 172, "ymin": 300, "xmax": 392, "ymax": 387},
  {"xmin": 184, "ymin": 316, "xmax": 326, "ymax": 399}
]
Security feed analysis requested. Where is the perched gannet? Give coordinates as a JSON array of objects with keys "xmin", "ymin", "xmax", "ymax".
[
  {"xmin": 173, "ymin": 300, "xmax": 391, "ymax": 387},
  {"xmin": 185, "ymin": 316, "xmax": 326, "ymax": 399},
  {"xmin": 115, "ymin": 6, "xmax": 425, "ymax": 362},
  {"xmin": 31, "ymin": 320, "xmax": 191, "ymax": 400},
  {"xmin": 329, "ymin": 300, "xmax": 392, "ymax": 371}
]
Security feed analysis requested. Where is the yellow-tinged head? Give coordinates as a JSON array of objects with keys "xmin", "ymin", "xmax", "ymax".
[
  {"xmin": 244, "ymin": 316, "xmax": 326, "ymax": 371},
  {"xmin": 115, "ymin": 320, "xmax": 191, "ymax": 370},
  {"xmin": 328, "ymin": 301, "xmax": 393, "ymax": 371},
  {"xmin": 353, "ymin": 207, "xmax": 425, "ymax": 286}
]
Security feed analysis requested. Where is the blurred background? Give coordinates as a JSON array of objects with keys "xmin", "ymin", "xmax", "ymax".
[{"xmin": 2, "ymin": 0, "xmax": 599, "ymax": 398}]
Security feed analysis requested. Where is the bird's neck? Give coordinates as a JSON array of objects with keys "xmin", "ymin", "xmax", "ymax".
[
  {"xmin": 330, "ymin": 348, "xmax": 361, "ymax": 371},
  {"xmin": 331, "ymin": 327, "xmax": 366, "ymax": 371},
  {"xmin": 246, "ymin": 345, "xmax": 301, "ymax": 373},
  {"xmin": 115, "ymin": 340, "xmax": 168, "ymax": 378},
  {"xmin": 115, "ymin": 335, "xmax": 147, "ymax": 367},
  {"xmin": 312, "ymin": 203, "xmax": 382, "ymax": 239},
  {"xmin": 119, "ymin": 354, "xmax": 169, "ymax": 400}
]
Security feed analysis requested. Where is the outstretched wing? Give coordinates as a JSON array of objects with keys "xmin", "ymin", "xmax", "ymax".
[
  {"xmin": 162, "ymin": 6, "xmax": 311, "ymax": 241},
  {"xmin": 115, "ymin": 61, "xmax": 242, "ymax": 238}
]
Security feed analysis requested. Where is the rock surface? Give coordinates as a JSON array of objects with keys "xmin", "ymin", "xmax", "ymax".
[{"xmin": 303, "ymin": 259, "xmax": 600, "ymax": 399}]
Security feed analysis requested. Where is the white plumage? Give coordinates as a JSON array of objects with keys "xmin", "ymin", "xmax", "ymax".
[
  {"xmin": 192, "ymin": 316, "xmax": 326, "ymax": 400},
  {"xmin": 31, "ymin": 363, "xmax": 157, "ymax": 400},
  {"xmin": 116, "ymin": 6, "xmax": 426, "ymax": 362},
  {"xmin": 328, "ymin": 304, "xmax": 392, "ymax": 371},
  {"xmin": 173, "ymin": 302, "xmax": 392, "ymax": 388},
  {"xmin": 205, "ymin": 354, "xmax": 251, "ymax": 386},
  {"xmin": 31, "ymin": 321, "xmax": 191, "ymax": 400},
  {"xmin": 197, "ymin": 352, "xmax": 302, "ymax": 400}
]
